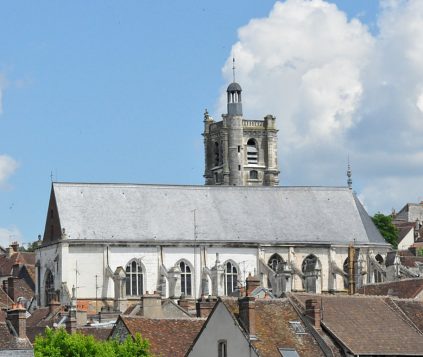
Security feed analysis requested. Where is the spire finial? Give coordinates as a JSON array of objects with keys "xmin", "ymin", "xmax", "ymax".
[
  {"xmin": 347, "ymin": 154, "xmax": 352, "ymax": 190},
  {"xmin": 232, "ymin": 57, "xmax": 236, "ymax": 83}
]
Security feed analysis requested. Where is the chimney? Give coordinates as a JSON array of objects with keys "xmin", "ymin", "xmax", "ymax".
[
  {"xmin": 7, "ymin": 277, "xmax": 18, "ymax": 302},
  {"xmin": 49, "ymin": 298, "xmax": 61, "ymax": 315},
  {"xmin": 245, "ymin": 273, "xmax": 260, "ymax": 297},
  {"xmin": 10, "ymin": 242, "xmax": 19, "ymax": 253},
  {"xmin": 238, "ymin": 296, "xmax": 256, "ymax": 337},
  {"xmin": 140, "ymin": 291, "xmax": 163, "ymax": 318},
  {"xmin": 7, "ymin": 303, "xmax": 27, "ymax": 339},
  {"xmin": 178, "ymin": 295, "xmax": 194, "ymax": 313},
  {"xmin": 196, "ymin": 295, "xmax": 217, "ymax": 318},
  {"xmin": 305, "ymin": 299, "xmax": 321, "ymax": 330}
]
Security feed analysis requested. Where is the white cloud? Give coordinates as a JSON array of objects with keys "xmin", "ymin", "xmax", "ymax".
[
  {"xmin": 219, "ymin": 0, "xmax": 423, "ymax": 214},
  {"xmin": 0, "ymin": 226, "xmax": 22, "ymax": 249},
  {"xmin": 0, "ymin": 155, "xmax": 18, "ymax": 187}
]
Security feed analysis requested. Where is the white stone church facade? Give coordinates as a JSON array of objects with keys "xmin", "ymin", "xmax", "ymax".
[{"xmin": 35, "ymin": 80, "xmax": 390, "ymax": 311}]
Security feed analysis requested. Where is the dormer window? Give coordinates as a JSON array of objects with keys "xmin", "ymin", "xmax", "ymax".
[{"xmin": 247, "ymin": 139, "xmax": 258, "ymax": 164}]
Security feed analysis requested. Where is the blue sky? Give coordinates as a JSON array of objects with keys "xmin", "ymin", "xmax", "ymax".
[{"xmin": 1, "ymin": 1, "xmax": 422, "ymax": 245}]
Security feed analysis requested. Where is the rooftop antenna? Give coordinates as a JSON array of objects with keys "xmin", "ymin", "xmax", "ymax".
[
  {"xmin": 347, "ymin": 154, "xmax": 352, "ymax": 190},
  {"xmin": 232, "ymin": 57, "xmax": 236, "ymax": 83},
  {"xmin": 50, "ymin": 171, "xmax": 54, "ymax": 182}
]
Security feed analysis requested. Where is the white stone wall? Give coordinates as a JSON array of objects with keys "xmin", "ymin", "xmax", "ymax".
[
  {"xmin": 37, "ymin": 242, "xmax": 390, "ymax": 306},
  {"xmin": 398, "ymin": 229, "xmax": 415, "ymax": 250}
]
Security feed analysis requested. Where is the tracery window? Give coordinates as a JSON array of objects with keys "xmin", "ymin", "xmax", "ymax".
[
  {"xmin": 301, "ymin": 254, "xmax": 320, "ymax": 293},
  {"xmin": 45, "ymin": 269, "xmax": 55, "ymax": 306},
  {"xmin": 179, "ymin": 260, "xmax": 192, "ymax": 296},
  {"xmin": 247, "ymin": 139, "xmax": 258, "ymax": 164},
  {"xmin": 224, "ymin": 261, "xmax": 238, "ymax": 295},
  {"xmin": 374, "ymin": 254, "xmax": 384, "ymax": 283},
  {"xmin": 125, "ymin": 260, "xmax": 144, "ymax": 296},
  {"xmin": 343, "ymin": 258, "xmax": 349, "ymax": 289},
  {"xmin": 268, "ymin": 254, "xmax": 285, "ymax": 273}
]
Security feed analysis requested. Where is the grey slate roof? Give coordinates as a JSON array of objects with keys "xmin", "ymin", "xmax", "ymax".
[{"xmin": 50, "ymin": 183, "xmax": 387, "ymax": 246}]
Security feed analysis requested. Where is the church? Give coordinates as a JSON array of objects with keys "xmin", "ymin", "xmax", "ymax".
[{"xmin": 35, "ymin": 78, "xmax": 391, "ymax": 312}]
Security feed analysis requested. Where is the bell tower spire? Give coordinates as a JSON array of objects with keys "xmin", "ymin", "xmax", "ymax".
[
  {"xmin": 227, "ymin": 58, "xmax": 242, "ymax": 116},
  {"xmin": 347, "ymin": 155, "xmax": 352, "ymax": 190}
]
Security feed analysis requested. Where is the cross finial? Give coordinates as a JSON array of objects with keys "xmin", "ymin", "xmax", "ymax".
[
  {"xmin": 347, "ymin": 154, "xmax": 352, "ymax": 190},
  {"xmin": 232, "ymin": 57, "xmax": 236, "ymax": 82}
]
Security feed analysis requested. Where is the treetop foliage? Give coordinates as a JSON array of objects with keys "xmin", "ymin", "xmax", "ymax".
[
  {"xmin": 372, "ymin": 212, "xmax": 399, "ymax": 248},
  {"xmin": 34, "ymin": 328, "xmax": 152, "ymax": 357}
]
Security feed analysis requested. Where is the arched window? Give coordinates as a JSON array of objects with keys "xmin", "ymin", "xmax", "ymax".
[
  {"xmin": 247, "ymin": 139, "xmax": 258, "ymax": 164},
  {"xmin": 343, "ymin": 258, "xmax": 349, "ymax": 289},
  {"xmin": 45, "ymin": 270, "xmax": 55, "ymax": 306},
  {"xmin": 179, "ymin": 260, "xmax": 192, "ymax": 297},
  {"xmin": 125, "ymin": 260, "xmax": 144, "ymax": 296},
  {"xmin": 268, "ymin": 254, "xmax": 285, "ymax": 273},
  {"xmin": 302, "ymin": 255, "xmax": 320, "ymax": 293},
  {"xmin": 374, "ymin": 254, "xmax": 384, "ymax": 283},
  {"xmin": 302, "ymin": 255, "xmax": 318, "ymax": 273},
  {"xmin": 214, "ymin": 142, "xmax": 220, "ymax": 166},
  {"xmin": 250, "ymin": 170, "xmax": 258, "ymax": 180},
  {"xmin": 224, "ymin": 261, "xmax": 238, "ymax": 295}
]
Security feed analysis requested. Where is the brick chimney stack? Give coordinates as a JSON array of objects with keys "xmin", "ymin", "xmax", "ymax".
[
  {"xmin": 49, "ymin": 298, "xmax": 61, "ymax": 315},
  {"xmin": 245, "ymin": 273, "xmax": 260, "ymax": 297},
  {"xmin": 140, "ymin": 291, "xmax": 163, "ymax": 318},
  {"xmin": 7, "ymin": 303, "xmax": 27, "ymax": 339},
  {"xmin": 305, "ymin": 299, "xmax": 321, "ymax": 330},
  {"xmin": 196, "ymin": 295, "xmax": 217, "ymax": 318},
  {"xmin": 238, "ymin": 296, "xmax": 256, "ymax": 338}
]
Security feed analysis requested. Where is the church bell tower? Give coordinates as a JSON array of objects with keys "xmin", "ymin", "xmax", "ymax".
[{"xmin": 203, "ymin": 74, "xmax": 280, "ymax": 186}]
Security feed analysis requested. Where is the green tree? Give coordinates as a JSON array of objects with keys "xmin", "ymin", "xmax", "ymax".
[
  {"xmin": 372, "ymin": 213, "xmax": 399, "ymax": 248},
  {"xmin": 34, "ymin": 328, "xmax": 152, "ymax": 357}
]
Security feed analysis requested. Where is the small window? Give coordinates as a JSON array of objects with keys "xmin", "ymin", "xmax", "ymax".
[
  {"xmin": 250, "ymin": 170, "xmax": 258, "ymax": 180},
  {"xmin": 214, "ymin": 142, "xmax": 220, "ymax": 166},
  {"xmin": 237, "ymin": 145, "xmax": 240, "ymax": 153},
  {"xmin": 278, "ymin": 348, "xmax": 300, "ymax": 357},
  {"xmin": 289, "ymin": 321, "xmax": 306, "ymax": 334},
  {"xmin": 218, "ymin": 340, "xmax": 227, "ymax": 357},
  {"xmin": 247, "ymin": 139, "xmax": 258, "ymax": 164},
  {"xmin": 238, "ymin": 165, "xmax": 241, "ymax": 171}
]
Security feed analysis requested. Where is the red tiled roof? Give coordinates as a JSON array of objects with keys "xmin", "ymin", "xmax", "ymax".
[
  {"xmin": 252, "ymin": 299, "xmax": 325, "ymax": 357},
  {"xmin": 357, "ymin": 278, "xmax": 423, "ymax": 299},
  {"xmin": 0, "ymin": 252, "xmax": 35, "ymax": 277},
  {"xmin": 0, "ymin": 322, "xmax": 32, "ymax": 349},
  {"xmin": 0, "ymin": 288, "xmax": 13, "ymax": 308},
  {"xmin": 77, "ymin": 326, "xmax": 112, "ymax": 341},
  {"xmin": 119, "ymin": 316, "xmax": 205, "ymax": 357},
  {"xmin": 292, "ymin": 293, "xmax": 423, "ymax": 355}
]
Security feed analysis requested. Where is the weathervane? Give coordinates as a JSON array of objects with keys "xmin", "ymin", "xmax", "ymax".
[
  {"xmin": 232, "ymin": 57, "xmax": 236, "ymax": 83},
  {"xmin": 347, "ymin": 154, "xmax": 352, "ymax": 190}
]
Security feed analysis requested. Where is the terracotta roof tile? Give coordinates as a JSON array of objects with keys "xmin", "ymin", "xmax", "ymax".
[
  {"xmin": 0, "ymin": 322, "xmax": 32, "ymax": 349},
  {"xmin": 77, "ymin": 326, "xmax": 112, "ymax": 341},
  {"xmin": 0, "ymin": 287, "xmax": 14, "ymax": 308},
  {"xmin": 252, "ymin": 299, "xmax": 325, "ymax": 357},
  {"xmin": 357, "ymin": 278, "xmax": 423, "ymax": 299},
  {"xmin": 120, "ymin": 316, "xmax": 205, "ymax": 357},
  {"xmin": 292, "ymin": 293, "xmax": 423, "ymax": 355}
]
